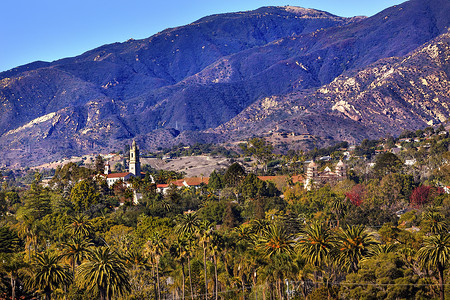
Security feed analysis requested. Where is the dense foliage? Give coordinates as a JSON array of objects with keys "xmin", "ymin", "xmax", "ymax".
[{"xmin": 0, "ymin": 129, "xmax": 449, "ymax": 299}]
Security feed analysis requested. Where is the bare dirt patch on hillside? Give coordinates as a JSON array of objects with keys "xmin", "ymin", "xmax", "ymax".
[{"xmin": 141, "ymin": 156, "xmax": 233, "ymax": 177}]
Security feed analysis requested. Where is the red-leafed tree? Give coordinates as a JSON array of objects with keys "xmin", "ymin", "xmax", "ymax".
[
  {"xmin": 409, "ymin": 185, "xmax": 443, "ymax": 208},
  {"xmin": 345, "ymin": 184, "xmax": 365, "ymax": 206}
]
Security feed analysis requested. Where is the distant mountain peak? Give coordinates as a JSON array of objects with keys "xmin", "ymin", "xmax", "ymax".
[{"xmin": 282, "ymin": 5, "xmax": 337, "ymax": 16}]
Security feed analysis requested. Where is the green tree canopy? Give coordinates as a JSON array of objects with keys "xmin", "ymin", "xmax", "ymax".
[
  {"xmin": 0, "ymin": 226, "xmax": 21, "ymax": 253},
  {"xmin": 223, "ymin": 162, "xmax": 246, "ymax": 188},
  {"xmin": 240, "ymin": 137, "xmax": 274, "ymax": 171},
  {"xmin": 240, "ymin": 173, "xmax": 278, "ymax": 200},
  {"xmin": 70, "ymin": 179, "xmax": 100, "ymax": 212},
  {"xmin": 94, "ymin": 155, "xmax": 105, "ymax": 174},
  {"xmin": 22, "ymin": 182, "xmax": 52, "ymax": 220},
  {"xmin": 373, "ymin": 152, "xmax": 403, "ymax": 178},
  {"xmin": 50, "ymin": 163, "xmax": 94, "ymax": 189},
  {"xmin": 208, "ymin": 170, "xmax": 223, "ymax": 190}
]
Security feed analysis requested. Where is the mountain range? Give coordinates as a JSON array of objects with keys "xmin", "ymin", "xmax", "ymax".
[{"xmin": 1, "ymin": 0, "xmax": 450, "ymax": 167}]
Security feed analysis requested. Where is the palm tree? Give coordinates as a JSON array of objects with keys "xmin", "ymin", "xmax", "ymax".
[
  {"xmin": 176, "ymin": 213, "xmax": 200, "ymax": 300},
  {"xmin": 170, "ymin": 236, "xmax": 189, "ymax": 300},
  {"xmin": 144, "ymin": 232, "xmax": 166, "ymax": 300},
  {"xmin": 422, "ymin": 211, "xmax": 448, "ymax": 235},
  {"xmin": 197, "ymin": 219, "xmax": 214, "ymax": 300},
  {"xmin": 250, "ymin": 219, "xmax": 271, "ymax": 236},
  {"xmin": 234, "ymin": 224, "xmax": 256, "ymax": 249},
  {"xmin": 234, "ymin": 251, "xmax": 253, "ymax": 300},
  {"xmin": 372, "ymin": 243, "xmax": 398, "ymax": 255},
  {"xmin": 78, "ymin": 246, "xmax": 130, "ymax": 300},
  {"xmin": 125, "ymin": 249, "xmax": 148, "ymax": 271},
  {"xmin": 26, "ymin": 251, "xmax": 72, "ymax": 300},
  {"xmin": 335, "ymin": 225, "xmax": 378, "ymax": 273},
  {"xmin": 175, "ymin": 212, "xmax": 200, "ymax": 236},
  {"xmin": 65, "ymin": 215, "xmax": 93, "ymax": 238},
  {"xmin": 328, "ymin": 195, "xmax": 347, "ymax": 228},
  {"xmin": 417, "ymin": 233, "xmax": 450, "ymax": 300},
  {"xmin": 257, "ymin": 253, "xmax": 296, "ymax": 300},
  {"xmin": 15, "ymin": 215, "xmax": 40, "ymax": 259},
  {"xmin": 0, "ymin": 252, "xmax": 28, "ymax": 300},
  {"xmin": 297, "ymin": 222, "xmax": 335, "ymax": 269},
  {"xmin": 61, "ymin": 236, "xmax": 93, "ymax": 275},
  {"xmin": 257, "ymin": 224, "xmax": 296, "ymax": 259},
  {"xmin": 209, "ymin": 231, "xmax": 224, "ymax": 300},
  {"xmin": 256, "ymin": 224, "xmax": 296, "ymax": 299},
  {"xmin": 125, "ymin": 249, "xmax": 151, "ymax": 298},
  {"xmin": 175, "ymin": 232, "xmax": 197, "ymax": 300},
  {"xmin": 297, "ymin": 222, "xmax": 335, "ymax": 293}
]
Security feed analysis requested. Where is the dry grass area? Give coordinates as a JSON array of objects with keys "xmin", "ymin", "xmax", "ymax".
[
  {"xmin": 34, "ymin": 153, "xmax": 121, "ymax": 171},
  {"xmin": 141, "ymin": 156, "xmax": 233, "ymax": 177}
]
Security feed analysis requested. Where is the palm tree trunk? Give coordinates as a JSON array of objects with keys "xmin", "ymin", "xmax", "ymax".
[
  {"xmin": 277, "ymin": 278, "xmax": 282, "ymax": 300},
  {"xmin": 10, "ymin": 273, "xmax": 16, "ymax": 300},
  {"xmin": 188, "ymin": 256, "xmax": 194, "ymax": 300},
  {"xmin": 152, "ymin": 265, "xmax": 157, "ymax": 300},
  {"xmin": 156, "ymin": 262, "xmax": 161, "ymax": 300},
  {"xmin": 253, "ymin": 273, "xmax": 257, "ymax": 300},
  {"xmin": 241, "ymin": 277, "xmax": 246, "ymax": 300},
  {"xmin": 46, "ymin": 291, "xmax": 51, "ymax": 300},
  {"xmin": 269, "ymin": 283, "xmax": 272, "ymax": 300},
  {"xmin": 27, "ymin": 240, "xmax": 32, "ymax": 261},
  {"xmin": 438, "ymin": 264, "xmax": 445, "ymax": 300},
  {"xmin": 181, "ymin": 262, "xmax": 186, "ymax": 300},
  {"xmin": 100, "ymin": 288, "xmax": 106, "ymax": 300},
  {"xmin": 203, "ymin": 246, "xmax": 208, "ymax": 300},
  {"xmin": 213, "ymin": 253, "xmax": 218, "ymax": 300},
  {"xmin": 301, "ymin": 280, "xmax": 307, "ymax": 299},
  {"xmin": 72, "ymin": 259, "xmax": 76, "ymax": 277},
  {"xmin": 33, "ymin": 234, "xmax": 38, "ymax": 252}
]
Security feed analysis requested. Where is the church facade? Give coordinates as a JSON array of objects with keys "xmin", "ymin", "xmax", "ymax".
[{"xmin": 304, "ymin": 160, "xmax": 347, "ymax": 190}]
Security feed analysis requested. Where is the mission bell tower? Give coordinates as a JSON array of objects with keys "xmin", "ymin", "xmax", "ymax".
[{"xmin": 129, "ymin": 140, "xmax": 141, "ymax": 176}]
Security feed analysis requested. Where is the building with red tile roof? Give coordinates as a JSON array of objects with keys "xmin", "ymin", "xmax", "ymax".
[{"xmin": 157, "ymin": 177, "xmax": 209, "ymax": 194}]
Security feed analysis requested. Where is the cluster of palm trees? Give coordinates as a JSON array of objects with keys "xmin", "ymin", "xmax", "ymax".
[
  {"xmin": 19, "ymin": 244, "xmax": 131, "ymax": 300},
  {"xmin": 169, "ymin": 214, "xmax": 449, "ymax": 300},
  {"xmin": 11, "ymin": 215, "xmax": 131, "ymax": 300},
  {"xmin": 3, "ymin": 212, "xmax": 450, "ymax": 300}
]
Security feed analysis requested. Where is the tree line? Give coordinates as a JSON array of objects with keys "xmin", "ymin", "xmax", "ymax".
[{"xmin": 0, "ymin": 130, "xmax": 450, "ymax": 299}]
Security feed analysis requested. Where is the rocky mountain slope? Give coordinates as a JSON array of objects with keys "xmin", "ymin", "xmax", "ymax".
[
  {"xmin": 212, "ymin": 31, "xmax": 450, "ymax": 147},
  {"xmin": 1, "ymin": 0, "xmax": 450, "ymax": 167}
]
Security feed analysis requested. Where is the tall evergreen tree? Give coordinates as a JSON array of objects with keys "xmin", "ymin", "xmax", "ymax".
[
  {"xmin": 70, "ymin": 179, "xmax": 100, "ymax": 212},
  {"xmin": 223, "ymin": 163, "xmax": 246, "ymax": 188},
  {"xmin": 208, "ymin": 171, "xmax": 223, "ymax": 190}
]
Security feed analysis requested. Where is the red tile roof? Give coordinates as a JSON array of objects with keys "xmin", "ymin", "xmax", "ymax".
[
  {"xmin": 107, "ymin": 172, "xmax": 132, "ymax": 179},
  {"xmin": 171, "ymin": 179, "xmax": 186, "ymax": 187},
  {"xmin": 291, "ymin": 175, "xmax": 304, "ymax": 183},
  {"xmin": 258, "ymin": 175, "xmax": 287, "ymax": 182},
  {"xmin": 161, "ymin": 177, "xmax": 210, "ymax": 188},
  {"xmin": 184, "ymin": 177, "xmax": 209, "ymax": 186}
]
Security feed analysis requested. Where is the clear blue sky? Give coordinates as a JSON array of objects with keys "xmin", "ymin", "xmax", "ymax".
[{"xmin": 0, "ymin": 0, "xmax": 406, "ymax": 72}]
